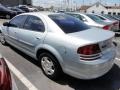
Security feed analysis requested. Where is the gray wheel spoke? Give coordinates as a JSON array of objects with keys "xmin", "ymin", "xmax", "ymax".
[{"xmin": 41, "ymin": 56, "xmax": 55, "ymax": 75}]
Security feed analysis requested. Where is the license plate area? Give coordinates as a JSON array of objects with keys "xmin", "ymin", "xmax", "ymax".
[{"xmin": 99, "ymin": 39, "xmax": 112, "ymax": 51}]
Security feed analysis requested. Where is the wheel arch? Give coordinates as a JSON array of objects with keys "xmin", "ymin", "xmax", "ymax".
[{"xmin": 36, "ymin": 45, "xmax": 65, "ymax": 70}]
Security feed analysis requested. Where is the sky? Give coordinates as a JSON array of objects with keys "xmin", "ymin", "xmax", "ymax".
[{"xmin": 32, "ymin": 0, "xmax": 120, "ymax": 7}]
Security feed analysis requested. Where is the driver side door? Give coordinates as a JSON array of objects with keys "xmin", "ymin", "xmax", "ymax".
[{"xmin": 6, "ymin": 15, "xmax": 28, "ymax": 47}]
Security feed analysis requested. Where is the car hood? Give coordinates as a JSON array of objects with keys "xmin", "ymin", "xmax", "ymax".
[{"xmin": 68, "ymin": 28, "xmax": 115, "ymax": 45}]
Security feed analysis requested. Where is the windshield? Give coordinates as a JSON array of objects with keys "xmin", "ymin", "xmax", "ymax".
[
  {"xmin": 49, "ymin": 14, "xmax": 90, "ymax": 33},
  {"xmin": 0, "ymin": 4, "xmax": 10, "ymax": 11}
]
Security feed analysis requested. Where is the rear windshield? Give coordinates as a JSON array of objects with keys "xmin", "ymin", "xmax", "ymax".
[
  {"xmin": 48, "ymin": 14, "xmax": 90, "ymax": 33},
  {"xmin": 95, "ymin": 15, "xmax": 106, "ymax": 20},
  {"xmin": 87, "ymin": 14, "xmax": 103, "ymax": 21},
  {"xmin": 102, "ymin": 15, "xmax": 115, "ymax": 20}
]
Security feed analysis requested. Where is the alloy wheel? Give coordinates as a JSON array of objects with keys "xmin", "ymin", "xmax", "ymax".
[{"xmin": 41, "ymin": 56, "xmax": 55, "ymax": 75}]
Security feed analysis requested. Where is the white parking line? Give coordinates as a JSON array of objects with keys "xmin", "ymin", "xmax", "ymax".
[{"xmin": 5, "ymin": 58, "xmax": 38, "ymax": 90}]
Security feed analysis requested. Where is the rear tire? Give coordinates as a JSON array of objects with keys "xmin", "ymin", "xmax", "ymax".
[{"xmin": 39, "ymin": 52, "xmax": 62, "ymax": 80}]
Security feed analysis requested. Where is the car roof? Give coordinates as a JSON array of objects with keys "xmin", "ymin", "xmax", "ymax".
[
  {"xmin": 66, "ymin": 12, "xmax": 86, "ymax": 15},
  {"xmin": 19, "ymin": 12, "xmax": 59, "ymax": 17}
]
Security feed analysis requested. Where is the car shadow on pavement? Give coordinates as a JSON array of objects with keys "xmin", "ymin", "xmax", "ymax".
[
  {"xmin": 9, "ymin": 45, "xmax": 120, "ymax": 90},
  {"xmin": 56, "ymin": 64, "xmax": 120, "ymax": 90}
]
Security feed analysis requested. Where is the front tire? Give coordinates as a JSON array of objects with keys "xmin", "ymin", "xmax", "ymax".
[
  {"xmin": 0, "ymin": 33, "xmax": 6, "ymax": 45},
  {"xmin": 39, "ymin": 53, "xmax": 62, "ymax": 80}
]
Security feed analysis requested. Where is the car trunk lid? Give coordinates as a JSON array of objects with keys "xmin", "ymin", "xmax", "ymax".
[{"xmin": 68, "ymin": 28, "xmax": 115, "ymax": 52}]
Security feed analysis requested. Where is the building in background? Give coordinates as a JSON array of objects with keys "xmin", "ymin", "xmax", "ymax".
[
  {"xmin": 0, "ymin": 0, "xmax": 32, "ymax": 6},
  {"xmin": 79, "ymin": 2, "xmax": 120, "ymax": 15}
]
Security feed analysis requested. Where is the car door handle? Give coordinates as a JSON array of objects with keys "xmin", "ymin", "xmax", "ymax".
[{"xmin": 35, "ymin": 37, "xmax": 41, "ymax": 40}]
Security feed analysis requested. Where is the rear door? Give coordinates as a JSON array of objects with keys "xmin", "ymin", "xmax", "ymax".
[{"xmin": 16, "ymin": 15, "xmax": 46, "ymax": 54}]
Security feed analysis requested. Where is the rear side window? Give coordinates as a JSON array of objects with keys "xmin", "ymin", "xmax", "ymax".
[
  {"xmin": 9, "ymin": 15, "xmax": 27, "ymax": 28},
  {"xmin": 49, "ymin": 14, "xmax": 90, "ymax": 33},
  {"xmin": 24, "ymin": 15, "xmax": 45, "ymax": 32}
]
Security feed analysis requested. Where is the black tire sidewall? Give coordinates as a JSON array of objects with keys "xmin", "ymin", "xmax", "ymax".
[{"xmin": 0, "ymin": 33, "xmax": 6, "ymax": 45}]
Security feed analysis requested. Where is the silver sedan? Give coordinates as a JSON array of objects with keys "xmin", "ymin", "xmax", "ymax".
[{"xmin": 0, "ymin": 12, "xmax": 116, "ymax": 80}]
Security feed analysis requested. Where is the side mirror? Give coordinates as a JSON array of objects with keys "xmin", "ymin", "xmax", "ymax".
[
  {"xmin": 3, "ymin": 22, "xmax": 17, "ymax": 27},
  {"xmin": 3, "ymin": 22, "xmax": 10, "ymax": 26}
]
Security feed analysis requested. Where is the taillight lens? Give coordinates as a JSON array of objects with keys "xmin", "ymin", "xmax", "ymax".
[
  {"xmin": 103, "ymin": 25, "xmax": 110, "ymax": 30},
  {"xmin": 0, "ymin": 58, "xmax": 12, "ymax": 90},
  {"xmin": 77, "ymin": 44, "xmax": 101, "ymax": 60}
]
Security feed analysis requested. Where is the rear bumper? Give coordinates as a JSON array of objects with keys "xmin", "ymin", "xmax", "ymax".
[{"xmin": 64, "ymin": 49, "xmax": 116, "ymax": 79}]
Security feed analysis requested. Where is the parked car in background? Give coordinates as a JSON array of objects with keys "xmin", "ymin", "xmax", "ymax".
[
  {"xmin": 94, "ymin": 14, "xmax": 115, "ymax": 23},
  {"xmin": 94, "ymin": 14, "xmax": 119, "ymax": 31},
  {"xmin": 0, "ymin": 4, "xmax": 17, "ymax": 19},
  {"xmin": 28, "ymin": 7, "xmax": 39, "ymax": 12},
  {"xmin": 9, "ymin": 7, "xmax": 25, "ymax": 14},
  {"xmin": 0, "ymin": 54, "xmax": 18, "ymax": 90},
  {"xmin": 101, "ymin": 14, "xmax": 119, "ymax": 31},
  {"xmin": 0, "ymin": 12, "xmax": 116, "ymax": 80},
  {"xmin": 111, "ymin": 15, "xmax": 120, "ymax": 30},
  {"xmin": 102, "ymin": 14, "xmax": 116, "ymax": 21},
  {"xmin": 16, "ymin": 5, "xmax": 30, "ymax": 12},
  {"xmin": 65, "ymin": 12, "xmax": 115, "ymax": 31},
  {"xmin": 113, "ymin": 15, "xmax": 120, "ymax": 19}
]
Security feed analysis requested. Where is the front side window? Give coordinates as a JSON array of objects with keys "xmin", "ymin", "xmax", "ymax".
[
  {"xmin": 24, "ymin": 16, "xmax": 45, "ymax": 32},
  {"xmin": 49, "ymin": 14, "xmax": 90, "ymax": 33},
  {"xmin": 9, "ymin": 15, "xmax": 27, "ymax": 28}
]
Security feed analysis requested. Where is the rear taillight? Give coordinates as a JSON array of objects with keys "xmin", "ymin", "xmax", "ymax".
[
  {"xmin": 103, "ymin": 25, "xmax": 110, "ymax": 30},
  {"xmin": 0, "ymin": 58, "xmax": 12, "ymax": 90},
  {"xmin": 77, "ymin": 44, "xmax": 101, "ymax": 61}
]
